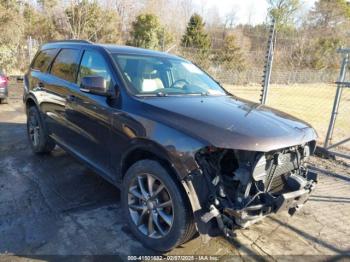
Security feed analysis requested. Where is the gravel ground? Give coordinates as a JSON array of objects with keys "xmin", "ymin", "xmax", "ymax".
[{"xmin": 0, "ymin": 81, "xmax": 349, "ymax": 261}]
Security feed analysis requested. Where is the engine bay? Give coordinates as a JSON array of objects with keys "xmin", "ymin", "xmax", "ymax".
[{"xmin": 193, "ymin": 143, "xmax": 318, "ymax": 236}]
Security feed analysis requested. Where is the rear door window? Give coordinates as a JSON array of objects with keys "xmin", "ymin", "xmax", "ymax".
[
  {"xmin": 31, "ymin": 49, "xmax": 59, "ymax": 72},
  {"xmin": 50, "ymin": 49, "xmax": 80, "ymax": 83}
]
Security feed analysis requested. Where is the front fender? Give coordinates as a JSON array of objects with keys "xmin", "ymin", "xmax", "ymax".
[
  {"xmin": 115, "ymin": 111, "xmax": 208, "ymax": 179},
  {"xmin": 120, "ymin": 136, "xmax": 202, "ymax": 180},
  {"xmin": 143, "ymin": 124, "xmax": 206, "ymax": 178},
  {"xmin": 23, "ymin": 92, "xmax": 39, "ymax": 111}
]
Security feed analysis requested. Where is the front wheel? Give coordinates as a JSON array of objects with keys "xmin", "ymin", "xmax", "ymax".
[{"xmin": 122, "ymin": 160, "xmax": 196, "ymax": 251}]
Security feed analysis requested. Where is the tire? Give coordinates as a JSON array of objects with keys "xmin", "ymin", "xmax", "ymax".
[
  {"xmin": 122, "ymin": 160, "xmax": 196, "ymax": 251},
  {"xmin": 27, "ymin": 106, "xmax": 56, "ymax": 154},
  {"xmin": 1, "ymin": 98, "xmax": 8, "ymax": 104}
]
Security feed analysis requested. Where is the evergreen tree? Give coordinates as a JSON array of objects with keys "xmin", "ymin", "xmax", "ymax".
[
  {"xmin": 127, "ymin": 14, "xmax": 172, "ymax": 50},
  {"xmin": 214, "ymin": 34, "xmax": 245, "ymax": 71},
  {"xmin": 181, "ymin": 13, "xmax": 211, "ymax": 50}
]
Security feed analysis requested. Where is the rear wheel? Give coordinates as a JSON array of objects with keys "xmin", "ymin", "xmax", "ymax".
[
  {"xmin": 122, "ymin": 160, "xmax": 196, "ymax": 251},
  {"xmin": 27, "ymin": 106, "xmax": 55, "ymax": 154}
]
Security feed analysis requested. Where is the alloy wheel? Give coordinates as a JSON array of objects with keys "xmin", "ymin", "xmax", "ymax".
[
  {"xmin": 128, "ymin": 173, "xmax": 174, "ymax": 239},
  {"xmin": 28, "ymin": 113, "xmax": 40, "ymax": 147}
]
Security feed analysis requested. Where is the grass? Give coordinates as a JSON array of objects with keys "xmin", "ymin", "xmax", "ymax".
[{"xmin": 223, "ymin": 83, "xmax": 350, "ymax": 149}]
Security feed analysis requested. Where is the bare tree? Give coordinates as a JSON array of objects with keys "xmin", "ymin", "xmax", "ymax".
[
  {"xmin": 268, "ymin": 0, "xmax": 301, "ymax": 29},
  {"xmin": 206, "ymin": 5, "xmax": 222, "ymax": 28},
  {"xmin": 141, "ymin": 0, "xmax": 193, "ymax": 42},
  {"xmin": 247, "ymin": 2, "xmax": 256, "ymax": 25},
  {"xmin": 180, "ymin": 0, "xmax": 194, "ymax": 24},
  {"xmin": 64, "ymin": 0, "xmax": 121, "ymax": 43},
  {"xmin": 225, "ymin": 9, "xmax": 237, "ymax": 29},
  {"xmin": 307, "ymin": 0, "xmax": 350, "ymax": 32}
]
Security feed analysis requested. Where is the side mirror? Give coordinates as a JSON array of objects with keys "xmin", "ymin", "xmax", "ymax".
[{"xmin": 80, "ymin": 76, "xmax": 107, "ymax": 96}]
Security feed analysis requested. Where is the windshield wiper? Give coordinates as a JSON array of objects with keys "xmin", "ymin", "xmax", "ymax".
[
  {"xmin": 136, "ymin": 92, "xmax": 168, "ymax": 97},
  {"xmin": 141, "ymin": 92, "xmax": 210, "ymax": 97},
  {"xmin": 165, "ymin": 92, "xmax": 210, "ymax": 96}
]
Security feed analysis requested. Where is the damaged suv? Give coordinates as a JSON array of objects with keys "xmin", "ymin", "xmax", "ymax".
[{"xmin": 24, "ymin": 40, "xmax": 318, "ymax": 251}]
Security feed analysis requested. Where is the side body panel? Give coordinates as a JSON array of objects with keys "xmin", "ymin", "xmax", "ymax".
[
  {"xmin": 108, "ymin": 97, "xmax": 207, "ymax": 182},
  {"xmin": 64, "ymin": 85, "xmax": 113, "ymax": 177}
]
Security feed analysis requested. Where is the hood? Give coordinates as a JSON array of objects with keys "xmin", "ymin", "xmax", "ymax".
[{"xmin": 138, "ymin": 95, "xmax": 317, "ymax": 152}]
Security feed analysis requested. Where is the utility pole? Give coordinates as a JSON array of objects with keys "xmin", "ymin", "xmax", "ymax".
[{"xmin": 28, "ymin": 36, "xmax": 33, "ymax": 63}]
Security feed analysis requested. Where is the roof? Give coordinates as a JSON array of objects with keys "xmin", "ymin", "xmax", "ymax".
[
  {"xmin": 41, "ymin": 40, "xmax": 181, "ymax": 60},
  {"xmin": 101, "ymin": 44, "xmax": 181, "ymax": 59}
]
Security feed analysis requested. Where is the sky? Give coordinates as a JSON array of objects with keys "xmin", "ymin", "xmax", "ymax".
[{"xmin": 195, "ymin": 0, "xmax": 318, "ymax": 25}]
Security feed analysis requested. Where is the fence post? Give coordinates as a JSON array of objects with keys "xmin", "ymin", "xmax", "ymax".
[
  {"xmin": 28, "ymin": 36, "xmax": 33, "ymax": 63},
  {"xmin": 324, "ymin": 52, "xmax": 349, "ymax": 148},
  {"xmin": 260, "ymin": 19, "xmax": 276, "ymax": 105}
]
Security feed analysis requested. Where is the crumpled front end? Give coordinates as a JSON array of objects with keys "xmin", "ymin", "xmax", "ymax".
[{"xmin": 191, "ymin": 142, "xmax": 318, "ymax": 237}]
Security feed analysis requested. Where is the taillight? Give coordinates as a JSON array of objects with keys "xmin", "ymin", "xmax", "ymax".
[{"xmin": 0, "ymin": 76, "xmax": 9, "ymax": 85}]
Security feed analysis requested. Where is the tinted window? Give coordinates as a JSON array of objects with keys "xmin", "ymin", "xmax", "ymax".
[
  {"xmin": 113, "ymin": 54, "xmax": 225, "ymax": 96},
  {"xmin": 78, "ymin": 51, "xmax": 111, "ymax": 87},
  {"xmin": 50, "ymin": 49, "xmax": 80, "ymax": 83},
  {"xmin": 32, "ymin": 49, "xmax": 58, "ymax": 72}
]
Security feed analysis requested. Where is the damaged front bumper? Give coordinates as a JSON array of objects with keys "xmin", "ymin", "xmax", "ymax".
[
  {"xmin": 195, "ymin": 169, "xmax": 318, "ymax": 239},
  {"xmin": 223, "ymin": 170, "xmax": 318, "ymax": 228},
  {"xmin": 188, "ymin": 145, "xmax": 319, "ymax": 240}
]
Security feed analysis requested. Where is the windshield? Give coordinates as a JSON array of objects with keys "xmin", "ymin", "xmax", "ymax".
[{"xmin": 112, "ymin": 54, "xmax": 226, "ymax": 96}]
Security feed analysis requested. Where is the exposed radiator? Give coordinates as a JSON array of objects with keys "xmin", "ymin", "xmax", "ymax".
[{"xmin": 265, "ymin": 151, "xmax": 299, "ymax": 193}]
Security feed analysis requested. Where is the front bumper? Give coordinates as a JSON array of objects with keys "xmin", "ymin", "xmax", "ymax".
[{"xmin": 223, "ymin": 170, "xmax": 318, "ymax": 228}]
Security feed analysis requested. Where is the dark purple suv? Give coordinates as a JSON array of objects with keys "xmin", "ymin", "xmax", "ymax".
[{"xmin": 24, "ymin": 40, "xmax": 318, "ymax": 251}]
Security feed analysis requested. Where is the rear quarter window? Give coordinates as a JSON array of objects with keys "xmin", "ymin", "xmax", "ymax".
[
  {"xmin": 50, "ymin": 49, "xmax": 80, "ymax": 83},
  {"xmin": 31, "ymin": 49, "xmax": 59, "ymax": 72}
]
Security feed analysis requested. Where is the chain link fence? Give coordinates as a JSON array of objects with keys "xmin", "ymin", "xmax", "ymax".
[
  {"xmin": 332, "ymin": 86, "xmax": 350, "ymax": 152},
  {"xmin": 324, "ymin": 55, "xmax": 350, "ymax": 157},
  {"xmin": 0, "ymin": 38, "xmax": 40, "ymax": 74},
  {"xmin": 171, "ymin": 45, "xmax": 349, "ymax": 154},
  {"xmin": 3, "ymin": 35, "xmax": 349, "ymax": 155}
]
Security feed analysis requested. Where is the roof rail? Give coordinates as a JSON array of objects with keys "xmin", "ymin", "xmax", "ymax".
[{"xmin": 47, "ymin": 39, "xmax": 92, "ymax": 44}]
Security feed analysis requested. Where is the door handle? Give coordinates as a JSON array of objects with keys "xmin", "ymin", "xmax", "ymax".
[{"xmin": 66, "ymin": 95, "xmax": 76, "ymax": 102}]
